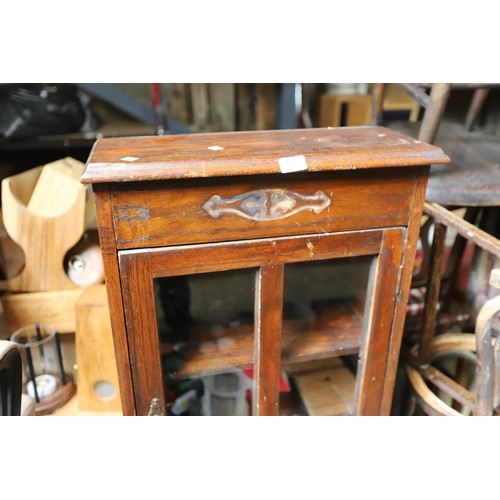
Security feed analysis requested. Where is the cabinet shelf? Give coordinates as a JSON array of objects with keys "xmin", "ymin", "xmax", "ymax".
[{"xmin": 164, "ymin": 298, "xmax": 364, "ymax": 380}]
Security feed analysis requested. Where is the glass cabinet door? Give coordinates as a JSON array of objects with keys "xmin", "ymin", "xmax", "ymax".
[
  {"xmin": 155, "ymin": 269, "xmax": 257, "ymax": 416},
  {"xmin": 119, "ymin": 227, "xmax": 405, "ymax": 416}
]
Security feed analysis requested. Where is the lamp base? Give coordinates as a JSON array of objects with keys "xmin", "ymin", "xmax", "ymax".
[{"xmin": 35, "ymin": 374, "xmax": 76, "ymax": 416}]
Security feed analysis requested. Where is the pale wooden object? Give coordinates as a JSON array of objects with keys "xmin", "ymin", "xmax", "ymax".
[
  {"xmin": 75, "ymin": 285, "xmax": 122, "ymax": 413},
  {"xmin": 1, "ymin": 289, "xmax": 84, "ymax": 333},
  {"xmin": 0, "ymin": 161, "xmax": 87, "ymax": 291},
  {"xmin": 383, "ymin": 84, "xmax": 421, "ymax": 122},
  {"xmin": 53, "ymin": 393, "xmax": 122, "ymax": 416},
  {"xmin": 29, "ymin": 157, "xmax": 96, "ymax": 229},
  {"xmin": 29, "ymin": 159, "xmax": 83, "ymax": 216},
  {"xmin": 288, "ymin": 358, "xmax": 356, "ymax": 416},
  {"xmin": 406, "ymin": 333, "xmax": 476, "ymax": 416},
  {"xmin": 319, "ymin": 94, "xmax": 372, "ymax": 127}
]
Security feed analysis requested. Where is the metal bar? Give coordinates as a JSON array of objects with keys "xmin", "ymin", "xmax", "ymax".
[
  {"xmin": 25, "ymin": 346, "xmax": 39, "ymax": 403},
  {"xmin": 54, "ymin": 331, "xmax": 66, "ymax": 385},
  {"xmin": 77, "ymin": 83, "xmax": 192, "ymax": 134},
  {"xmin": 77, "ymin": 83, "xmax": 156, "ymax": 125},
  {"xmin": 275, "ymin": 83, "xmax": 298, "ymax": 129},
  {"xmin": 163, "ymin": 116, "xmax": 193, "ymax": 135}
]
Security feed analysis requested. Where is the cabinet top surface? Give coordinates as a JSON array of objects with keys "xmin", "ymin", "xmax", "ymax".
[{"xmin": 81, "ymin": 126, "xmax": 450, "ymax": 184}]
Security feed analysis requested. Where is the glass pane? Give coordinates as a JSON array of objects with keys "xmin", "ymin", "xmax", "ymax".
[
  {"xmin": 280, "ymin": 256, "xmax": 372, "ymax": 416},
  {"xmin": 154, "ymin": 268, "xmax": 256, "ymax": 416}
]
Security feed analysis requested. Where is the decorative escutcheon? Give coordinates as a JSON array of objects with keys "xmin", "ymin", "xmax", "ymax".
[{"xmin": 203, "ymin": 188, "xmax": 332, "ymax": 221}]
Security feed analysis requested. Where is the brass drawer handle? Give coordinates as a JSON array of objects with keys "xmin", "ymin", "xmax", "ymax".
[{"xmin": 203, "ymin": 188, "xmax": 331, "ymax": 221}]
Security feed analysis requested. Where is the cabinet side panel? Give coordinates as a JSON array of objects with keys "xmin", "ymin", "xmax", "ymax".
[
  {"xmin": 380, "ymin": 166, "xmax": 430, "ymax": 414},
  {"xmin": 92, "ymin": 184, "xmax": 136, "ymax": 415},
  {"xmin": 355, "ymin": 227, "xmax": 405, "ymax": 415}
]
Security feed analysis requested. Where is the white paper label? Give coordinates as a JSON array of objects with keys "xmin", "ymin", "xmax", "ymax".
[{"xmin": 278, "ymin": 155, "xmax": 308, "ymax": 173}]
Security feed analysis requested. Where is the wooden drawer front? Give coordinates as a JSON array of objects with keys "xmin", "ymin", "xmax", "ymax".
[{"xmin": 111, "ymin": 169, "xmax": 419, "ymax": 249}]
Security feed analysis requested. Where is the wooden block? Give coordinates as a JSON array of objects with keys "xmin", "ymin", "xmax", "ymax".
[
  {"xmin": 319, "ymin": 94, "xmax": 372, "ymax": 127},
  {"xmin": 75, "ymin": 285, "xmax": 122, "ymax": 413},
  {"xmin": 1, "ymin": 289, "xmax": 84, "ymax": 334},
  {"xmin": 383, "ymin": 84, "xmax": 421, "ymax": 122},
  {"xmin": 288, "ymin": 357, "xmax": 356, "ymax": 416}
]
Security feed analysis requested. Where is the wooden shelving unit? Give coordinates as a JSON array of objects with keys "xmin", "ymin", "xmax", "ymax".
[{"xmin": 165, "ymin": 299, "xmax": 363, "ymax": 380}]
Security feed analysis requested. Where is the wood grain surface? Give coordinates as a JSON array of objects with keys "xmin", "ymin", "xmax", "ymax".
[
  {"xmin": 82, "ymin": 126, "xmax": 449, "ymax": 184},
  {"xmin": 111, "ymin": 169, "xmax": 418, "ymax": 249}
]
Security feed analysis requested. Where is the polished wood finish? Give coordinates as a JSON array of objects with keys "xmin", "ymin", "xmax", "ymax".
[
  {"xmin": 83, "ymin": 126, "xmax": 447, "ymax": 416},
  {"xmin": 111, "ymin": 170, "xmax": 417, "ymax": 249},
  {"xmin": 145, "ymin": 230, "xmax": 385, "ymax": 277},
  {"xmin": 119, "ymin": 250, "xmax": 162, "ymax": 417},
  {"xmin": 379, "ymin": 170, "xmax": 429, "ymax": 413},
  {"xmin": 82, "ymin": 127, "xmax": 448, "ymax": 184},
  {"xmin": 355, "ymin": 228, "xmax": 405, "ymax": 415},
  {"xmin": 91, "ymin": 184, "xmax": 136, "ymax": 414},
  {"xmin": 254, "ymin": 265, "xmax": 284, "ymax": 416}
]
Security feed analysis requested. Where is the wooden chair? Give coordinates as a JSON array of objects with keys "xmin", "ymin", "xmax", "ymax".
[
  {"xmin": 373, "ymin": 84, "xmax": 500, "ymax": 414},
  {"xmin": 406, "ymin": 258, "xmax": 499, "ymax": 416},
  {"xmin": 374, "ymin": 83, "xmax": 500, "ymax": 329}
]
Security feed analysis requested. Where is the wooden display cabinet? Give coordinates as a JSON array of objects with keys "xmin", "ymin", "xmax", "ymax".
[{"xmin": 81, "ymin": 126, "xmax": 449, "ymax": 416}]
